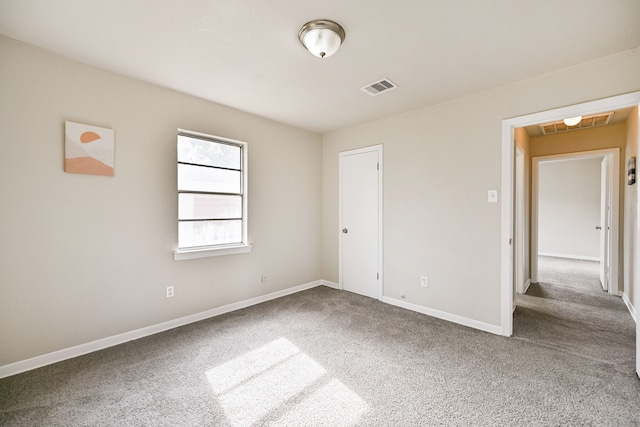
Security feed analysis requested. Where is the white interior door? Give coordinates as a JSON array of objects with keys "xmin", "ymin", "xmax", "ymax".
[
  {"xmin": 599, "ymin": 157, "xmax": 610, "ymax": 291},
  {"xmin": 339, "ymin": 146, "xmax": 382, "ymax": 299}
]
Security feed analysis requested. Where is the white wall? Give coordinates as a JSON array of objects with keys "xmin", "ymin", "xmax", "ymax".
[
  {"xmin": 322, "ymin": 48, "xmax": 640, "ymax": 328},
  {"xmin": 538, "ymin": 158, "xmax": 602, "ymax": 259},
  {"xmin": 0, "ymin": 37, "xmax": 322, "ymax": 367}
]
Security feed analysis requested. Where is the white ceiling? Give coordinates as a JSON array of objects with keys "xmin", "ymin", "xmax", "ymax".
[{"xmin": 1, "ymin": 0, "xmax": 639, "ymax": 134}]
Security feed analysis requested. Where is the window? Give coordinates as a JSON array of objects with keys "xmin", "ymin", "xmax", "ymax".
[{"xmin": 175, "ymin": 130, "xmax": 249, "ymax": 259}]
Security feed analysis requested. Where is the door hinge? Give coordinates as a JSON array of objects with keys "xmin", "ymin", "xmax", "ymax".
[
  {"xmin": 377, "ymin": 273, "xmax": 379, "ymax": 280},
  {"xmin": 377, "ymin": 162, "xmax": 379, "ymax": 170}
]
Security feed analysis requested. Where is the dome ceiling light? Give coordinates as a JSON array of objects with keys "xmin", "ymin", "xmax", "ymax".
[
  {"xmin": 563, "ymin": 116, "xmax": 583, "ymax": 126},
  {"xmin": 298, "ymin": 20, "xmax": 346, "ymax": 58}
]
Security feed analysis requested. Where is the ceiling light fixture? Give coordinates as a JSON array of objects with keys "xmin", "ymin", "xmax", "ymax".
[
  {"xmin": 298, "ymin": 20, "xmax": 345, "ymax": 58},
  {"xmin": 563, "ymin": 116, "xmax": 582, "ymax": 126}
]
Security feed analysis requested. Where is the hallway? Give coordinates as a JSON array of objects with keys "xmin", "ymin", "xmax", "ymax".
[{"xmin": 514, "ymin": 256, "xmax": 635, "ymax": 368}]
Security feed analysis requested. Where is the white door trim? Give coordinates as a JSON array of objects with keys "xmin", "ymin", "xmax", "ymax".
[
  {"xmin": 599, "ymin": 157, "xmax": 609, "ymax": 290},
  {"xmin": 530, "ymin": 149, "xmax": 619, "ymax": 295},
  {"xmin": 515, "ymin": 147, "xmax": 526, "ymax": 296},
  {"xmin": 339, "ymin": 144, "xmax": 384, "ymax": 299},
  {"xmin": 501, "ymin": 91, "xmax": 640, "ymax": 337}
]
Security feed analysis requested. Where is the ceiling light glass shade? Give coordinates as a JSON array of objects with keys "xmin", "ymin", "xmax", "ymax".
[
  {"xmin": 298, "ymin": 20, "xmax": 345, "ymax": 58},
  {"xmin": 563, "ymin": 116, "xmax": 582, "ymax": 126}
]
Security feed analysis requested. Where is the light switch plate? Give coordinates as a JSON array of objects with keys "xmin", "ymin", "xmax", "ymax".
[{"xmin": 488, "ymin": 190, "xmax": 498, "ymax": 203}]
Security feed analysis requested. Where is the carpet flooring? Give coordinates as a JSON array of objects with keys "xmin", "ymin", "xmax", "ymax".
[{"xmin": 1, "ymin": 257, "xmax": 638, "ymax": 426}]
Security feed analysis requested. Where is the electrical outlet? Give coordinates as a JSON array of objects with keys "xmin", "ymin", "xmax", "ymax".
[
  {"xmin": 166, "ymin": 286, "xmax": 174, "ymax": 298},
  {"xmin": 421, "ymin": 276, "xmax": 429, "ymax": 288},
  {"xmin": 261, "ymin": 274, "xmax": 268, "ymax": 283}
]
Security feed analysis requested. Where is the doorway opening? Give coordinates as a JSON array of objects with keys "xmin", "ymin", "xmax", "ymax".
[
  {"xmin": 501, "ymin": 91, "xmax": 640, "ymax": 378},
  {"xmin": 501, "ymin": 91, "xmax": 640, "ymax": 336},
  {"xmin": 530, "ymin": 149, "xmax": 619, "ymax": 295}
]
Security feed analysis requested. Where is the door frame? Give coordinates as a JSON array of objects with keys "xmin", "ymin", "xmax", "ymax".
[
  {"xmin": 600, "ymin": 157, "xmax": 609, "ymax": 291},
  {"xmin": 501, "ymin": 91, "xmax": 640, "ymax": 337},
  {"xmin": 530, "ymin": 149, "xmax": 619, "ymax": 295},
  {"xmin": 338, "ymin": 144, "xmax": 384, "ymax": 300},
  {"xmin": 514, "ymin": 147, "xmax": 528, "ymax": 297}
]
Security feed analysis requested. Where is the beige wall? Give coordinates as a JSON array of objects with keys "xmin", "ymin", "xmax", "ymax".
[
  {"xmin": 530, "ymin": 123, "xmax": 627, "ymax": 157},
  {"xmin": 0, "ymin": 37, "xmax": 322, "ymax": 366},
  {"xmin": 322, "ymin": 49, "xmax": 640, "ymax": 328},
  {"xmin": 530, "ymin": 123, "xmax": 627, "ymax": 291},
  {"xmin": 514, "ymin": 127, "xmax": 530, "ymax": 154},
  {"xmin": 625, "ymin": 106, "xmax": 639, "ymax": 309},
  {"xmin": 2, "ymin": 35, "xmax": 639, "ymax": 368},
  {"xmin": 324, "ymin": 94, "xmax": 505, "ymax": 325}
]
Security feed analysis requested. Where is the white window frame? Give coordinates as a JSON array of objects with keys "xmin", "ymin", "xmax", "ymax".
[{"xmin": 173, "ymin": 129, "xmax": 251, "ymax": 261}]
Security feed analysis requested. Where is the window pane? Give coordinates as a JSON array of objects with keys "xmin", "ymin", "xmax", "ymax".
[
  {"xmin": 179, "ymin": 194, "xmax": 242, "ymax": 220},
  {"xmin": 178, "ymin": 164, "xmax": 241, "ymax": 194},
  {"xmin": 178, "ymin": 135, "xmax": 241, "ymax": 170},
  {"xmin": 179, "ymin": 220, "xmax": 242, "ymax": 248}
]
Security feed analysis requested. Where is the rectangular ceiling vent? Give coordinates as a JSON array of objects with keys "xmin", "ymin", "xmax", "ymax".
[
  {"xmin": 538, "ymin": 112, "xmax": 615, "ymax": 135},
  {"xmin": 361, "ymin": 78, "xmax": 398, "ymax": 96}
]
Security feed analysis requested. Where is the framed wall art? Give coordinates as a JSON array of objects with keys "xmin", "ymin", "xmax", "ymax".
[{"xmin": 65, "ymin": 121, "xmax": 114, "ymax": 176}]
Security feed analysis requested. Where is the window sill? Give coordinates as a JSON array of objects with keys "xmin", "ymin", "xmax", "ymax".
[{"xmin": 173, "ymin": 244, "xmax": 252, "ymax": 261}]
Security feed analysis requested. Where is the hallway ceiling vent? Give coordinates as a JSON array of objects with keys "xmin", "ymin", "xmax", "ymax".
[
  {"xmin": 361, "ymin": 78, "xmax": 398, "ymax": 96},
  {"xmin": 538, "ymin": 111, "xmax": 615, "ymax": 135}
]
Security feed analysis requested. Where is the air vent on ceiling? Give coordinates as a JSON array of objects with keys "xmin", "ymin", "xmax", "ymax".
[
  {"xmin": 361, "ymin": 78, "xmax": 398, "ymax": 96},
  {"xmin": 538, "ymin": 112, "xmax": 615, "ymax": 135}
]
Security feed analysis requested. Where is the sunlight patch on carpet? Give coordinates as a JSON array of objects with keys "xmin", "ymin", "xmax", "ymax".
[
  {"xmin": 206, "ymin": 337, "xmax": 299, "ymax": 394},
  {"xmin": 206, "ymin": 337, "xmax": 368, "ymax": 426},
  {"xmin": 271, "ymin": 378, "xmax": 368, "ymax": 426}
]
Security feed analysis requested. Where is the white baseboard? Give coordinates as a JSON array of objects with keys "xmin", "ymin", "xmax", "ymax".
[
  {"xmin": 320, "ymin": 280, "xmax": 341, "ymax": 290},
  {"xmin": 381, "ymin": 296, "xmax": 503, "ymax": 336},
  {"xmin": 622, "ymin": 292, "xmax": 637, "ymax": 323},
  {"xmin": 0, "ymin": 280, "xmax": 326, "ymax": 380},
  {"xmin": 0, "ymin": 280, "xmax": 509, "ymax": 379},
  {"xmin": 538, "ymin": 252, "xmax": 600, "ymax": 262}
]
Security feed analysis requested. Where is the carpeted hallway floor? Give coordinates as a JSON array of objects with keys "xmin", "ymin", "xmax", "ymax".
[
  {"xmin": 1, "ymin": 256, "xmax": 638, "ymax": 426},
  {"xmin": 514, "ymin": 256, "xmax": 635, "ymax": 367}
]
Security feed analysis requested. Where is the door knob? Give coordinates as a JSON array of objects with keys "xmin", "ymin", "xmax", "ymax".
[
  {"xmin": 595, "ymin": 226, "xmax": 602, "ymax": 230},
  {"xmin": 342, "ymin": 228, "xmax": 348, "ymax": 233}
]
